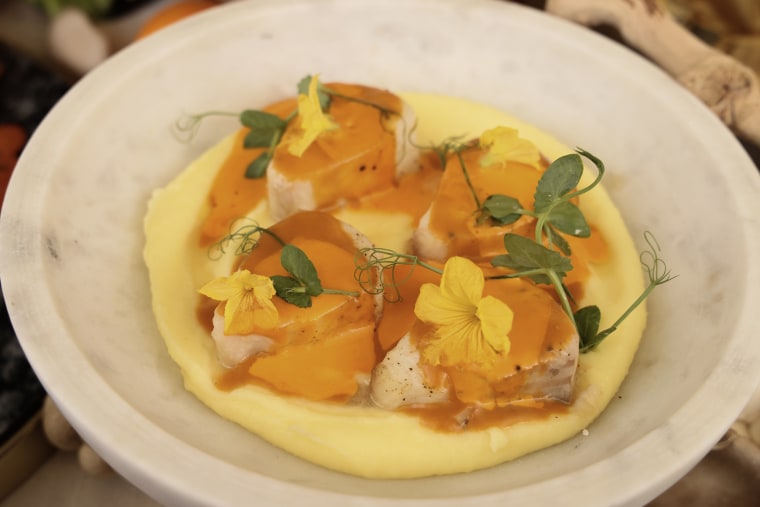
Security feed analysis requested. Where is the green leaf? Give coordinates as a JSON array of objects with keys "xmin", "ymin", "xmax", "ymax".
[
  {"xmin": 271, "ymin": 275, "xmax": 313, "ymax": 308},
  {"xmin": 482, "ymin": 194, "xmax": 523, "ymax": 225},
  {"xmin": 245, "ymin": 152, "xmax": 271, "ymax": 179},
  {"xmin": 534, "ymin": 154, "xmax": 583, "ymax": 212},
  {"xmin": 240, "ymin": 110, "xmax": 287, "ymax": 148},
  {"xmin": 297, "ymin": 75, "xmax": 331, "ymax": 111},
  {"xmin": 574, "ymin": 305, "xmax": 601, "ymax": 348},
  {"xmin": 243, "ymin": 130, "xmax": 275, "ymax": 149},
  {"xmin": 545, "ymin": 225, "xmax": 572, "ymax": 256},
  {"xmin": 490, "ymin": 259, "xmax": 552, "ymax": 285},
  {"xmin": 271, "ymin": 275, "xmax": 298, "ymax": 297},
  {"xmin": 491, "ymin": 234, "xmax": 572, "ymax": 285},
  {"xmin": 280, "ymin": 245, "xmax": 323, "ymax": 296},
  {"xmin": 501, "ymin": 234, "xmax": 572, "ymax": 273},
  {"xmin": 545, "ymin": 201, "xmax": 590, "ymax": 237},
  {"xmin": 576, "ymin": 148, "xmax": 605, "ymax": 179},
  {"xmin": 240, "ymin": 109, "xmax": 286, "ymax": 130}
]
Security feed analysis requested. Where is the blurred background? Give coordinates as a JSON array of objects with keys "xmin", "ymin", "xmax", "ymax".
[{"xmin": 1, "ymin": 0, "xmax": 758, "ymax": 505}]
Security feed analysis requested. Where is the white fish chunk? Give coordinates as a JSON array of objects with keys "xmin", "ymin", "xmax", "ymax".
[
  {"xmin": 208, "ymin": 215, "xmax": 383, "ymax": 367},
  {"xmin": 370, "ymin": 334, "xmax": 449, "ymax": 410},
  {"xmin": 492, "ymin": 331, "xmax": 579, "ymax": 406},
  {"xmin": 412, "ymin": 208, "xmax": 447, "ymax": 261},
  {"xmin": 267, "ymin": 99, "xmax": 419, "ymax": 221},
  {"xmin": 370, "ymin": 306, "xmax": 579, "ymax": 410}
]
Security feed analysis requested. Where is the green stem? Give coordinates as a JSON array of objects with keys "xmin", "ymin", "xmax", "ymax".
[
  {"xmin": 283, "ymin": 109, "xmax": 298, "ymax": 123},
  {"xmin": 391, "ymin": 255, "xmax": 444, "ymax": 276},
  {"xmin": 548, "ymin": 269, "xmax": 576, "ymax": 329},
  {"xmin": 265, "ymin": 127, "xmax": 284, "ymax": 158},
  {"xmin": 289, "ymin": 286, "xmax": 360, "ymax": 297},
  {"xmin": 487, "ymin": 268, "xmax": 545, "ymax": 280},
  {"xmin": 260, "ymin": 228, "xmax": 286, "ymax": 246},
  {"xmin": 196, "ymin": 110, "xmax": 239, "ymax": 119},
  {"xmin": 417, "ymin": 260, "xmax": 443, "ymax": 275},
  {"xmin": 322, "ymin": 288, "xmax": 361, "ymax": 297},
  {"xmin": 457, "ymin": 150, "xmax": 482, "ymax": 211},
  {"xmin": 535, "ymin": 215, "xmax": 548, "ymax": 244},
  {"xmin": 596, "ymin": 282, "xmax": 655, "ymax": 337},
  {"xmin": 363, "ymin": 249, "xmax": 444, "ymax": 275},
  {"xmin": 321, "ymin": 86, "xmax": 399, "ymax": 116},
  {"xmin": 565, "ymin": 149, "xmax": 605, "ymax": 200},
  {"xmin": 251, "ymin": 109, "xmax": 297, "ymax": 176}
]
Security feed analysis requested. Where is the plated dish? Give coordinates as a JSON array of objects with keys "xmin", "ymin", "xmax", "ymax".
[
  {"xmin": 1, "ymin": 1, "xmax": 758, "ymax": 505},
  {"xmin": 144, "ymin": 79, "xmax": 655, "ymax": 477}
]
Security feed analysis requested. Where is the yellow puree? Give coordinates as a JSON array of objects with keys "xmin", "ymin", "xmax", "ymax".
[{"xmin": 143, "ymin": 93, "xmax": 645, "ymax": 478}]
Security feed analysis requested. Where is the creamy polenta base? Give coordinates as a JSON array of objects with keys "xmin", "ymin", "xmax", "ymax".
[{"xmin": 144, "ymin": 93, "xmax": 645, "ymax": 478}]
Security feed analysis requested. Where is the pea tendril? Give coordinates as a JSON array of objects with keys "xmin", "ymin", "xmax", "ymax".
[
  {"xmin": 354, "ymin": 248, "xmax": 442, "ymax": 303},
  {"xmin": 576, "ymin": 231, "xmax": 677, "ymax": 352}
]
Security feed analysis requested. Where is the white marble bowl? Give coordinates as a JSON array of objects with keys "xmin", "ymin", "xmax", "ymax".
[{"xmin": 2, "ymin": 0, "xmax": 759, "ymax": 505}]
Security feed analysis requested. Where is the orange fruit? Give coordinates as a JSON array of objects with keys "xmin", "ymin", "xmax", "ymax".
[{"xmin": 135, "ymin": 0, "xmax": 218, "ymax": 40}]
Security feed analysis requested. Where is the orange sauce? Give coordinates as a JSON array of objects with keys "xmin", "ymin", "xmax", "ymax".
[
  {"xmin": 403, "ymin": 397, "xmax": 569, "ymax": 432},
  {"xmin": 247, "ymin": 324, "xmax": 375, "ymax": 400},
  {"xmin": 563, "ymin": 225, "xmax": 610, "ymax": 301},
  {"xmin": 348, "ymin": 150, "xmax": 443, "ymax": 221},
  {"xmin": 195, "ymin": 294, "xmax": 217, "ymax": 334},
  {"xmin": 375, "ymin": 262, "xmax": 441, "ymax": 352}
]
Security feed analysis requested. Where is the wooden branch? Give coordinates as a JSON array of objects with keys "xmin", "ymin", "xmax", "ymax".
[{"xmin": 546, "ymin": 0, "xmax": 760, "ymax": 145}]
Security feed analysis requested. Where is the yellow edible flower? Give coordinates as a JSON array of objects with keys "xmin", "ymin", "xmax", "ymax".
[
  {"xmin": 414, "ymin": 257, "xmax": 513, "ymax": 367},
  {"xmin": 287, "ymin": 74, "xmax": 339, "ymax": 157},
  {"xmin": 479, "ymin": 126, "xmax": 541, "ymax": 169},
  {"xmin": 198, "ymin": 270, "xmax": 279, "ymax": 335}
]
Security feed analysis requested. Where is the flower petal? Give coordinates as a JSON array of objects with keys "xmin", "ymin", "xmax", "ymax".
[
  {"xmin": 441, "ymin": 319, "xmax": 482, "ymax": 359},
  {"xmin": 252, "ymin": 297, "xmax": 279, "ymax": 329},
  {"xmin": 223, "ymin": 290, "xmax": 258, "ymax": 335},
  {"xmin": 476, "ymin": 295, "xmax": 512, "ymax": 355},
  {"xmin": 422, "ymin": 317, "xmax": 490, "ymax": 367},
  {"xmin": 248, "ymin": 273, "xmax": 277, "ymax": 300},
  {"xmin": 198, "ymin": 270, "xmax": 279, "ymax": 334},
  {"xmin": 287, "ymin": 75, "xmax": 338, "ymax": 157},
  {"xmin": 415, "ymin": 283, "xmax": 471, "ymax": 326},
  {"xmin": 198, "ymin": 276, "xmax": 242, "ymax": 302},
  {"xmin": 439, "ymin": 256, "xmax": 484, "ymax": 307},
  {"xmin": 479, "ymin": 126, "xmax": 541, "ymax": 169},
  {"xmin": 415, "ymin": 257, "xmax": 513, "ymax": 367}
]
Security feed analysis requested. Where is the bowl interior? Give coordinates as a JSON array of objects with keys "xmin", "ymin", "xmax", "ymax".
[{"xmin": 2, "ymin": 0, "xmax": 759, "ymax": 505}]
